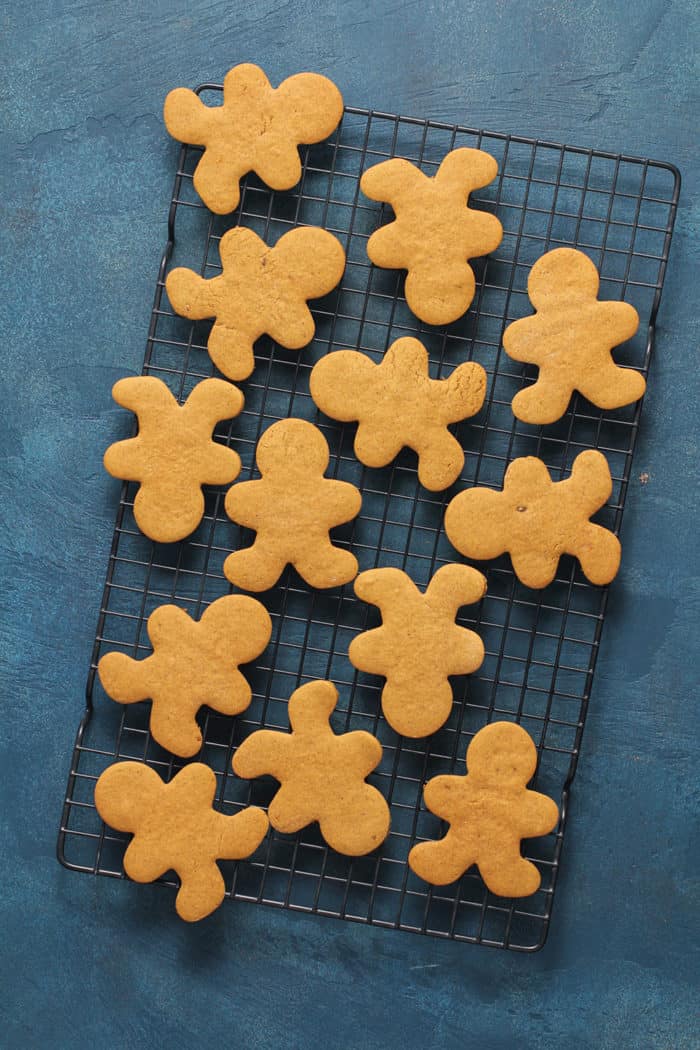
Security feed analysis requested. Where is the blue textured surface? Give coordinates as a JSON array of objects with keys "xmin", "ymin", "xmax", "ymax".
[{"xmin": 1, "ymin": 1, "xmax": 698, "ymax": 1046}]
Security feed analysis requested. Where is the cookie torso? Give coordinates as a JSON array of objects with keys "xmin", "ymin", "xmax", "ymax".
[
  {"xmin": 310, "ymin": 336, "xmax": 486, "ymax": 490},
  {"xmin": 504, "ymin": 248, "xmax": 644, "ymax": 424},
  {"xmin": 98, "ymin": 596, "xmax": 272, "ymax": 757},
  {"xmin": 233, "ymin": 680, "xmax": 390, "ymax": 855},
  {"xmin": 103, "ymin": 376, "xmax": 243, "ymax": 543},
  {"xmin": 408, "ymin": 721, "xmax": 558, "ymax": 896},
  {"xmin": 224, "ymin": 418, "xmax": 361, "ymax": 591},
  {"xmin": 361, "ymin": 149, "xmax": 503, "ymax": 325},
  {"xmin": 94, "ymin": 762, "xmax": 269, "ymax": 921},
  {"xmin": 166, "ymin": 226, "xmax": 345, "ymax": 381},
  {"xmin": 349, "ymin": 565, "xmax": 486, "ymax": 737},
  {"xmin": 444, "ymin": 450, "xmax": 621, "ymax": 588},
  {"xmin": 164, "ymin": 64, "xmax": 344, "ymax": 214}
]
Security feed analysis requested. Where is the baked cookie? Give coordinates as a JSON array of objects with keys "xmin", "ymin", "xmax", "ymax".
[
  {"xmin": 503, "ymin": 248, "xmax": 644, "ymax": 424},
  {"xmin": 408, "ymin": 721, "xmax": 558, "ymax": 896},
  {"xmin": 310, "ymin": 336, "xmax": 487, "ymax": 490},
  {"xmin": 444, "ymin": 449, "xmax": 621, "ymax": 588},
  {"xmin": 233, "ymin": 680, "xmax": 390, "ymax": 855},
  {"xmin": 164, "ymin": 63, "xmax": 343, "ymax": 214},
  {"xmin": 98, "ymin": 596, "xmax": 272, "ymax": 757},
  {"xmin": 104, "ymin": 376, "xmax": 243, "ymax": 543},
  {"xmin": 94, "ymin": 762, "xmax": 268, "ymax": 921},
  {"xmin": 166, "ymin": 226, "xmax": 345, "ymax": 381},
  {"xmin": 224, "ymin": 418, "xmax": 361, "ymax": 591},
  {"xmin": 360, "ymin": 148, "xmax": 503, "ymax": 324},
  {"xmin": 348, "ymin": 565, "xmax": 486, "ymax": 737}
]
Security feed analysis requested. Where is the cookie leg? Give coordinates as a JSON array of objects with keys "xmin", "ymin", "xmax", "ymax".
[
  {"xmin": 579, "ymin": 361, "xmax": 646, "ymax": 410},
  {"xmin": 511, "ymin": 376, "xmax": 573, "ymax": 425},
  {"xmin": 478, "ymin": 852, "xmax": 542, "ymax": 898},
  {"xmin": 208, "ymin": 320, "xmax": 256, "ymax": 381},
  {"xmin": 321, "ymin": 785, "xmax": 390, "ymax": 856},
  {"xmin": 268, "ymin": 783, "xmax": 317, "ymax": 835},
  {"xmin": 576, "ymin": 522, "xmax": 621, "ymax": 585},
  {"xmin": 223, "ymin": 542, "xmax": 287, "ymax": 592},
  {"xmin": 175, "ymin": 862, "xmax": 226, "ymax": 922},
  {"xmin": 415, "ymin": 432, "xmax": 465, "ymax": 491},
  {"xmin": 193, "ymin": 146, "xmax": 241, "ymax": 215},
  {"xmin": 149, "ymin": 697, "xmax": 202, "ymax": 758},
  {"xmin": 408, "ymin": 832, "xmax": 472, "ymax": 886},
  {"xmin": 294, "ymin": 539, "xmax": 358, "ymax": 589},
  {"xmin": 509, "ymin": 547, "xmax": 560, "ymax": 589}
]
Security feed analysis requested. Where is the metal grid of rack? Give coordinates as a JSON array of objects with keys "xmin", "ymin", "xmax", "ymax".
[{"xmin": 58, "ymin": 91, "xmax": 680, "ymax": 951}]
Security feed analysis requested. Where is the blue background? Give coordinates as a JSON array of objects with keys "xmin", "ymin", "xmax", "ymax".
[{"xmin": 1, "ymin": 1, "xmax": 698, "ymax": 1046}]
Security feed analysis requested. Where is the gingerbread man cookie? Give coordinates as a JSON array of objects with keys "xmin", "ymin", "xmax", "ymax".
[
  {"xmin": 360, "ymin": 148, "xmax": 503, "ymax": 325},
  {"xmin": 408, "ymin": 721, "xmax": 558, "ymax": 896},
  {"xmin": 164, "ymin": 63, "xmax": 344, "ymax": 214},
  {"xmin": 503, "ymin": 248, "xmax": 644, "ymax": 424},
  {"xmin": 94, "ymin": 762, "xmax": 269, "ymax": 921},
  {"xmin": 104, "ymin": 376, "xmax": 243, "ymax": 543},
  {"xmin": 444, "ymin": 450, "xmax": 621, "ymax": 588},
  {"xmin": 224, "ymin": 418, "xmax": 361, "ymax": 591},
  {"xmin": 98, "ymin": 596, "xmax": 272, "ymax": 758},
  {"xmin": 233, "ymin": 680, "xmax": 390, "ymax": 855},
  {"xmin": 348, "ymin": 566, "xmax": 486, "ymax": 737},
  {"xmin": 310, "ymin": 337, "xmax": 487, "ymax": 490},
  {"xmin": 166, "ymin": 226, "xmax": 345, "ymax": 382}
]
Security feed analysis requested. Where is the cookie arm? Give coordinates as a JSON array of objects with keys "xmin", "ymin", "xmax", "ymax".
[
  {"xmin": 97, "ymin": 651, "xmax": 152, "ymax": 704},
  {"xmin": 111, "ymin": 376, "xmax": 175, "ymax": 415},
  {"xmin": 441, "ymin": 362, "xmax": 487, "ymax": 423},
  {"xmin": 327, "ymin": 478, "xmax": 363, "ymax": 524},
  {"xmin": 360, "ymin": 157, "xmax": 425, "ymax": 205},
  {"xmin": 437, "ymin": 147, "xmax": 499, "ymax": 195},
  {"xmin": 516, "ymin": 789, "xmax": 559, "ymax": 839},
  {"xmin": 163, "ymin": 88, "xmax": 217, "ymax": 145},
  {"xmin": 347, "ymin": 626, "xmax": 389, "ymax": 676},
  {"xmin": 184, "ymin": 378, "xmax": 244, "ymax": 428},
  {"xmin": 233, "ymin": 729, "xmax": 291, "ymax": 779},
  {"xmin": 425, "ymin": 563, "xmax": 487, "ymax": 618},
  {"xmin": 165, "ymin": 268, "xmax": 218, "ymax": 321}
]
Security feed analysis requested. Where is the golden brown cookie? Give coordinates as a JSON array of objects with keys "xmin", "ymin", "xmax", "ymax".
[
  {"xmin": 348, "ymin": 566, "xmax": 486, "ymax": 737},
  {"xmin": 233, "ymin": 680, "xmax": 390, "ymax": 855},
  {"xmin": 98, "ymin": 596, "xmax": 272, "ymax": 758},
  {"xmin": 408, "ymin": 721, "xmax": 558, "ymax": 895},
  {"xmin": 103, "ymin": 376, "xmax": 243, "ymax": 543},
  {"xmin": 94, "ymin": 762, "xmax": 269, "ymax": 921},
  {"xmin": 503, "ymin": 248, "xmax": 644, "ymax": 424},
  {"xmin": 360, "ymin": 148, "xmax": 503, "ymax": 325},
  {"xmin": 166, "ymin": 226, "xmax": 345, "ymax": 382},
  {"xmin": 309, "ymin": 337, "xmax": 487, "ymax": 490},
  {"xmin": 444, "ymin": 449, "xmax": 621, "ymax": 588},
  {"xmin": 224, "ymin": 418, "xmax": 361, "ymax": 591},
  {"xmin": 164, "ymin": 63, "xmax": 344, "ymax": 214}
]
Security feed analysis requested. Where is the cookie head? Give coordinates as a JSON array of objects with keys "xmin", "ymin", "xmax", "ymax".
[
  {"xmin": 466, "ymin": 721, "xmax": 537, "ymax": 787},
  {"xmin": 255, "ymin": 416, "xmax": 330, "ymax": 476},
  {"xmin": 528, "ymin": 247, "xmax": 600, "ymax": 308}
]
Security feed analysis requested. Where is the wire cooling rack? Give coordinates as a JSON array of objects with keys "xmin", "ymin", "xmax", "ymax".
[{"xmin": 57, "ymin": 89, "xmax": 680, "ymax": 951}]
